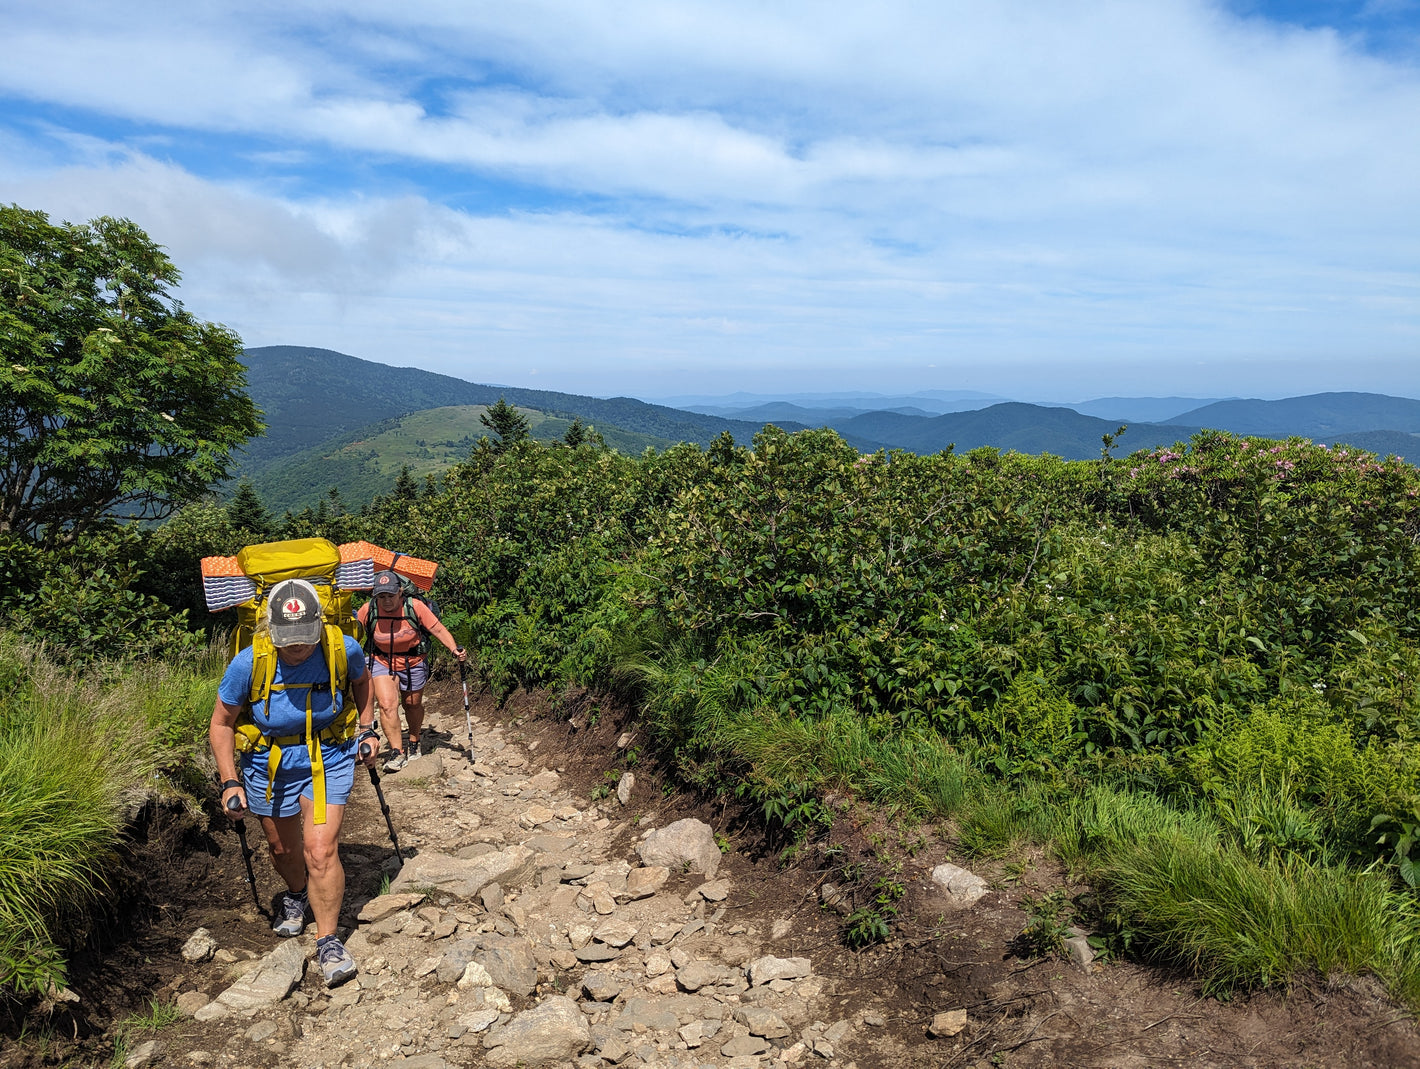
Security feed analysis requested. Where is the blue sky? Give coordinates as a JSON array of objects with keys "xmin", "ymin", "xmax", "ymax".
[{"xmin": 1, "ymin": 1, "xmax": 1417, "ymax": 401}]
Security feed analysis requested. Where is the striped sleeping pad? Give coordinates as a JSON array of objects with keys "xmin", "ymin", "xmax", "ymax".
[{"xmin": 200, "ymin": 542, "xmax": 438, "ymax": 611}]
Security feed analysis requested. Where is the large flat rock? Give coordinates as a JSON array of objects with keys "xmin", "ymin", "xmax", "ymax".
[
  {"xmin": 214, "ymin": 940, "xmax": 306, "ymax": 1012},
  {"xmin": 391, "ymin": 846, "xmax": 536, "ymax": 899}
]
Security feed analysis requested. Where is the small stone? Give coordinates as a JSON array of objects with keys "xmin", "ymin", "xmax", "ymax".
[
  {"xmin": 617, "ymin": 732, "xmax": 634, "ymax": 749},
  {"xmin": 186, "ymin": 1052, "xmax": 214, "ymax": 1065},
  {"xmin": 561, "ymin": 863, "xmax": 597, "ymax": 881},
  {"xmin": 593, "ymin": 890, "xmax": 616, "ymax": 915},
  {"xmin": 575, "ymin": 944, "xmax": 621, "ymax": 963},
  {"xmin": 124, "ymin": 1040, "xmax": 159, "ymax": 1069},
  {"xmin": 181, "ymin": 928, "xmax": 217, "ymax": 963},
  {"xmin": 929, "ymin": 1009, "xmax": 968, "ymax": 1037},
  {"xmin": 930, "ymin": 863, "xmax": 990, "ymax": 909},
  {"xmin": 357, "ymin": 892, "xmax": 427, "ymax": 922},
  {"xmin": 582, "ymin": 971, "xmax": 623, "ymax": 1001},
  {"xmin": 768, "ymin": 978, "xmax": 794, "ymax": 993},
  {"xmin": 1065, "ymin": 931, "xmax": 1096, "ymax": 973},
  {"xmin": 721, "ymin": 1034, "xmax": 770, "ymax": 1057},
  {"xmin": 457, "ymin": 961, "xmax": 496, "ymax": 988},
  {"xmin": 568, "ymin": 923, "xmax": 593, "ymax": 949},
  {"xmin": 458, "ymin": 1008, "xmax": 500, "ymax": 1033},
  {"xmin": 645, "ymin": 973, "xmax": 678, "ymax": 994},
  {"xmin": 175, "ymin": 990, "xmax": 208, "ymax": 1017},
  {"xmin": 480, "ymin": 883, "xmax": 504, "ymax": 912},
  {"xmin": 697, "ymin": 879, "xmax": 730, "ymax": 902},
  {"xmin": 823, "ymin": 1019, "xmax": 852, "ymax": 1045},
  {"xmin": 771, "ymin": 918, "xmax": 793, "ymax": 940},
  {"xmin": 748, "ymin": 955, "xmax": 812, "ymax": 986},
  {"xmin": 522, "ymin": 805, "xmax": 556, "ymax": 826},
  {"xmin": 813, "ymin": 1038, "xmax": 835, "ymax": 1058},
  {"xmin": 528, "ymin": 770, "xmax": 561, "ymax": 791},
  {"xmin": 193, "ymin": 1001, "xmax": 229, "ymax": 1022},
  {"xmin": 649, "ymin": 923, "xmax": 678, "ymax": 945},
  {"xmin": 863, "ymin": 1013, "xmax": 886, "ymax": 1027},
  {"xmin": 678, "ymin": 1021, "xmax": 703, "ymax": 1047},
  {"xmin": 622, "ymin": 866, "xmax": 669, "ymax": 901},
  {"xmin": 594, "ymin": 921, "xmax": 638, "ymax": 948},
  {"xmin": 741, "ymin": 1008, "xmax": 791, "ymax": 1039},
  {"xmin": 617, "ymin": 772, "xmax": 635, "ymax": 806},
  {"xmin": 644, "ymin": 950, "xmax": 672, "ymax": 977},
  {"xmin": 244, "ymin": 1021, "xmax": 277, "ymax": 1043}
]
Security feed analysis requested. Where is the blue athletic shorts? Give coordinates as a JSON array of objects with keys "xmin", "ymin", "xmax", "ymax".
[
  {"xmin": 240, "ymin": 738, "xmax": 357, "ymax": 818},
  {"xmin": 369, "ymin": 657, "xmax": 429, "ymax": 694}
]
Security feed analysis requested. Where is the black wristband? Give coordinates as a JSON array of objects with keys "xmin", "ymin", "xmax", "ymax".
[{"xmin": 220, "ymin": 779, "xmax": 241, "ymax": 792}]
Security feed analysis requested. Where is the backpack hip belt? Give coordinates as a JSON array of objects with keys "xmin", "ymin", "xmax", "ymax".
[{"xmin": 234, "ymin": 683, "xmax": 358, "ymax": 824}]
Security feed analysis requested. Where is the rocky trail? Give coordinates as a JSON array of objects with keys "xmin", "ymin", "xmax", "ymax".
[{"xmin": 62, "ymin": 685, "xmax": 1420, "ymax": 1069}]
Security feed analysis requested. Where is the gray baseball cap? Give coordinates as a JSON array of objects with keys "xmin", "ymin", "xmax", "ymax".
[{"xmin": 268, "ymin": 578, "xmax": 324, "ymax": 647}]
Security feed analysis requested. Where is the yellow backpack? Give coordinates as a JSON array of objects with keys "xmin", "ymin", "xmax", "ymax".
[{"xmin": 224, "ymin": 538, "xmax": 366, "ymax": 825}]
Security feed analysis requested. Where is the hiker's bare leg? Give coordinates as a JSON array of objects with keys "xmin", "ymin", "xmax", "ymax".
[
  {"xmin": 373, "ymin": 674, "xmax": 404, "ymax": 754},
  {"xmin": 298, "ymin": 795, "xmax": 346, "ymax": 938},
  {"xmin": 405, "ymin": 689, "xmax": 425, "ymax": 747},
  {"xmin": 260, "ymin": 813, "xmax": 307, "ymax": 893}
]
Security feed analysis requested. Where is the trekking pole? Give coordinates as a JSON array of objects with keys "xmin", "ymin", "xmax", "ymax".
[
  {"xmin": 459, "ymin": 660, "xmax": 475, "ymax": 765},
  {"xmin": 360, "ymin": 735, "xmax": 404, "ymax": 865},
  {"xmin": 225, "ymin": 796, "xmax": 267, "ymax": 918}
]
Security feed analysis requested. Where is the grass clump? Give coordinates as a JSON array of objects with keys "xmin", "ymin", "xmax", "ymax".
[{"xmin": 0, "ymin": 634, "xmax": 222, "ymax": 996}]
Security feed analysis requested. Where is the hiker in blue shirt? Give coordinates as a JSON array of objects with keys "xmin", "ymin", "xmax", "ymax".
[{"xmin": 209, "ymin": 578, "xmax": 376, "ymax": 987}]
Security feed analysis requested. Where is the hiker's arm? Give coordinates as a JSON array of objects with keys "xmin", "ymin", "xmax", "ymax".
[
  {"xmin": 209, "ymin": 696, "xmax": 249, "ymax": 819},
  {"xmin": 352, "ymin": 671, "xmax": 378, "ymax": 766},
  {"xmin": 416, "ymin": 601, "xmax": 466, "ymax": 661}
]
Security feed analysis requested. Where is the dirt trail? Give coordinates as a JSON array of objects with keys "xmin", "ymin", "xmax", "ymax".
[{"xmin": 67, "ymin": 685, "xmax": 1420, "ymax": 1069}]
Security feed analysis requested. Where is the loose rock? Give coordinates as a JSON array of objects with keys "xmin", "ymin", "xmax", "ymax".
[
  {"xmin": 929, "ymin": 1009, "xmax": 968, "ymax": 1037},
  {"xmin": 181, "ymin": 928, "xmax": 217, "ymax": 963},
  {"xmin": 930, "ymin": 863, "xmax": 989, "ymax": 909},
  {"xmin": 483, "ymin": 996, "xmax": 590, "ymax": 1067},
  {"xmin": 636, "ymin": 819, "xmax": 721, "ymax": 878}
]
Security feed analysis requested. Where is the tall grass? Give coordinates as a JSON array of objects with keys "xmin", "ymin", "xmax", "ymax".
[{"xmin": 0, "ymin": 634, "xmax": 222, "ymax": 996}]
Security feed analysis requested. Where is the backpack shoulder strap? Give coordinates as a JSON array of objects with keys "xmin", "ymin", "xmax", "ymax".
[{"xmin": 248, "ymin": 633, "xmax": 278, "ymax": 708}]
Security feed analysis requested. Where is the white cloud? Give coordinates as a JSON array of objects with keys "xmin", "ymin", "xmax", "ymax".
[{"xmin": 1, "ymin": 1, "xmax": 1418, "ymax": 397}]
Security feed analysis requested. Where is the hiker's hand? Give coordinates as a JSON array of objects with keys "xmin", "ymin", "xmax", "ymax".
[
  {"xmin": 221, "ymin": 782, "xmax": 248, "ymax": 820},
  {"xmin": 358, "ymin": 729, "xmax": 380, "ymax": 767},
  {"xmin": 455, "ymin": 646, "xmax": 467, "ymax": 663}
]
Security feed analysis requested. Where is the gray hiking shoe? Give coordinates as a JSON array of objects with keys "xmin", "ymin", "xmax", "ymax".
[
  {"xmin": 383, "ymin": 751, "xmax": 408, "ymax": 773},
  {"xmin": 272, "ymin": 890, "xmax": 307, "ymax": 937},
  {"xmin": 316, "ymin": 934, "xmax": 356, "ymax": 987},
  {"xmin": 409, "ymin": 737, "xmax": 426, "ymax": 758}
]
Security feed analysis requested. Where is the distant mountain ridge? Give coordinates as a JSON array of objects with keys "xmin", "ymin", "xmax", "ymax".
[
  {"xmin": 234, "ymin": 349, "xmax": 1420, "ymax": 513},
  {"xmin": 238, "ymin": 346, "xmax": 824, "ymax": 468},
  {"xmin": 1170, "ymin": 392, "xmax": 1420, "ymax": 438}
]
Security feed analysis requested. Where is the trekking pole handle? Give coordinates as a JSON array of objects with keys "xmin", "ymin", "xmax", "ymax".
[{"xmin": 226, "ymin": 796, "xmax": 242, "ymax": 813}]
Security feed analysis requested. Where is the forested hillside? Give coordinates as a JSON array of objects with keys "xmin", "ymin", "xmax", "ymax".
[{"xmin": 239, "ymin": 345, "xmax": 803, "ymax": 467}]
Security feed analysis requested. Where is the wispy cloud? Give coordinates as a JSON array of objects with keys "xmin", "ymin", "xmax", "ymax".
[{"xmin": 1, "ymin": 1, "xmax": 1418, "ymax": 398}]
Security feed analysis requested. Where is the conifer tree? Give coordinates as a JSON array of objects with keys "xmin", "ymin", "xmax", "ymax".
[{"xmin": 480, "ymin": 397, "xmax": 530, "ymax": 452}]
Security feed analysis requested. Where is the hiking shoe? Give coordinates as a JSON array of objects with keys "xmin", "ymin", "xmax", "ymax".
[
  {"xmin": 383, "ymin": 751, "xmax": 408, "ymax": 773},
  {"xmin": 272, "ymin": 890, "xmax": 308, "ymax": 937},
  {"xmin": 409, "ymin": 737, "xmax": 426, "ymax": 758},
  {"xmin": 316, "ymin": 935, "xmax": 357, "ymax": 987}
]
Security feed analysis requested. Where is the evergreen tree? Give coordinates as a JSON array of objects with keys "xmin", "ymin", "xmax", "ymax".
[
  {"xmin": 480, "ymin": 397, "xmax": 530, "ymax": 452},
  {"xmin": 563, "ymin": 417, "xmax": 588, "ymax": 448},
  {"xmin": 393, "ymin": 464, "xmax": 418, "ymax": 498},
  {"xmin": 227, "ymin": 479, "xmax": 270, "ymax": 537}
]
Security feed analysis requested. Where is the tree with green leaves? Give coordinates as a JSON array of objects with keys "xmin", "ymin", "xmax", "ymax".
[
  {"xmin": 480, "ymin": 397, "xmax": 529, "ymax": 452},
  {"xmin": 0, "ymin": 205, "xmax": 263, "ymax": 545}
]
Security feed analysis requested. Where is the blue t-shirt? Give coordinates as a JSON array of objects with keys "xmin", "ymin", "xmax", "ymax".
[{"xmin": 219, "ymin": 636, "xmax": 367, "ymax": 742}]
